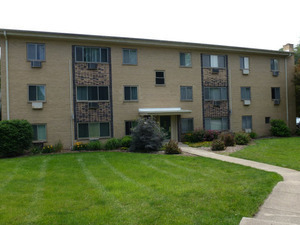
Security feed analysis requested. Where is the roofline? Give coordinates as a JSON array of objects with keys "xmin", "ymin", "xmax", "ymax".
[{"xmin": 0, "ymin": 28, "xmax": 292, "ymax": 56}]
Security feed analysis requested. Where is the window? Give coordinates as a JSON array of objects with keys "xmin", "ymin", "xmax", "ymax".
[
  {"xmin": 265, "ymin": 117, "xmax": 270, "ymax": 124},
  {"xmin": 180, "ymin": 86, "xmax": 193, "ymax": 101},
  {"xmin": 77, "ymin": 86, "xmax": 109, "ymax": 101},
  {"xmin": 75, "ymin": 46, "xmax": 108, "ymax": 63},
  {"xmin": 124, "ymin": 86, "xmax": 138, "ymax": 101},
  {"xmin": 240, "ymin": 57, "xmax": 249, "ymax": 69},
  {"xmin": 271, "ymin": 59, "xmax": 279, "ymax": 71},
  {"xmin": 242, "ymin": 116, "xmax": 252, "ymax": 130},
  {"xmin": 241, "ymin": 87, "xmax": 251, "ymax": 100},
  {"xmin": 78, "ymin": 122, "xmax": 110, "ymax": 138},
  {"xmin": 32, "ymin": 124, "xmax": 46, "ymax": 141},
  {"xmin": 29, "ymin": 85, "xmax": 45, "ymax": 101},
  {"xmin": 271, "ymin": 87, "xmax": 280, "ymax": 100},
  {"xmin": 125, "ymin": 120, "xmax": 138, "ymax": 135},
  {"xmin": 205, "ymin": 117, "xmax": 228, "ymax": 131},
  {"xmin": 27, "ymin": 43, "xmax": 45, "ymax": 61},
  {"xmin": 181, "ymin": 118, "xmax": 194, "ymax": 134},
  {"xmin": 180, "ymin": 53, "xmax": 192, "ymax": 67},
  {"xmin": 202, "ymin": 54, "xmax": 226, "ymax": 68},
  {"xmin": 204, "ymin": 87, "xmax": 227, "ymax": 101},
  {"xmin": 155, "ymin": 71, "xmax": 165, "ymax": 85},
  {"xmin": 123, "ymin": 49, "xmax": 137, "ymax": 65}
]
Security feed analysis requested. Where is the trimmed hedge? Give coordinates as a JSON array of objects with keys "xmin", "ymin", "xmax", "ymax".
[
  {"xmin": 270, "ymin": 119, "xmax": 291, "ymax": 137},
  {"xmin": 0, "ymin": 120, "xmax": 33, "ymax": 157}
]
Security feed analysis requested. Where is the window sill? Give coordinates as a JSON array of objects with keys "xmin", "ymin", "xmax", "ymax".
[
  {"xmin": 122, "ymin": 63, "xmax": 137, "ymax": 66},
  {"xmin": 181, "ymin": 100, "xmax": 193, "ymax": 102},
  {"xmin": 123, "ymin": 100, "xmax": 139, "ymax": 103},
  {"xmin": 77, "ymin": 100, "xmax": 110, "ymax": 103},
  {"xmin": 28, "ymin": 101, "xmax": 46, "ymax": 103},
  {"xmin": 179, "ymin": 66, "xmax": 192, "ymax": 68}
]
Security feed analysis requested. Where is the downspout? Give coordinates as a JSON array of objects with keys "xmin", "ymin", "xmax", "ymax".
[
  {"xmin": 4, "ymin": 31, "xmax": 10, "ymax": 120},
  {"xmin": 285, "ymin": 57, "xmax": 289, "ymax": 124},
  {"xmin": 69, "ymin": 59, "xmax": 74, "ymax": 149}
]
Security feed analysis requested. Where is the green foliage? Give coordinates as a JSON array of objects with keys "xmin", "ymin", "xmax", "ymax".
[
  {"xmin": 0, "ymin": 120, "xmax": 33, "ymax": 157},
  {"xmin": 235, "ymin": 132, "xmax": 251, "ymax": 145},
  {"xmin": 270, "ymin": 119, "xmax": 291, "ymax": 137},
  {"xmin": 42, "ymin": 145, "xmax": 55, "ymax": 153},
  {"xmin": 130, "ymin": 117, "xmax": 165, "ymax": 152},
  {"xmin": 220, "ymin": 132, "xmax": 235, "ymax": 146},
  {"xmin": 187, "ymin": 141, "xmax": 212, "ymax": 148},
  {"xmin": 73, "ymin": 142, "xmax": 88, "ymax": 151},
  {"xmin": 211, "ymin": 140, "xmax": 225, "ymax": 151},
  {"xmin": 120, "ymin": 136, "xmax": 132, "ymax": 148},
  {"xmin": 183, "ymin": 129, "xmax": 219, "ymax": 143},
  {"xmin": 249, "ymin": 131, "xmax": 257, "ymax": 139},
  {"xmin": 29, "ymin": 145, "xmax": 43, "ymax": 155},
  {"xmin": 105, "ymin": 138, "xmax": 121, "ymax": 150},
  {"xmin": 54, "ymin": 140, "xmax": 63, "ymax": 152},
  {"xmin": 87, "ymin": 141, "xmax": 103, "ymax": 151},
  {"xmin": 164, "ymin": 140, "xmax": 182, "ymax": 154},
  {"xmin": 295, "ymin": 128, "xmax": 300, "ymax": 136}
]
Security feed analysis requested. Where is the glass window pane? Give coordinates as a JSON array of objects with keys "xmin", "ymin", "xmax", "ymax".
[
  {"xmin": 100, "ymin": 123, "xmax": 110, "ymax": 137},
  {"xmin": 202, "ymin": 54, "xmax": 210, "ymax": 68},
  {"xmin": 37, "ymin": 86, "xmax": 45, "ymax": 101},
  {"xmin": 222, "ymin": 117, "xmax": 228, "ymax": 130},
  {"xmin": 131, "ymin": 87, "xmax": 138, "ymax": 100},
  {"xmin": 181, "ymin": 118, "xmax": 193, "ymax": 133},
  {"xmin": 244, "ymin": 57, "xmax": 249, "ymax": 69},
  {"xmin": 37, "ymin": 44, "xmax": 45, "ymax": 61},
  {"xmin": 211, "ymin": 118, "xmax": 222, "ymax": 130},
  {"xmin": 181, "ymin": 87, "xmax": 186, "ymax": 100},
  {"xmin": 124, "ymin": 87, "xmax": 131, "ymax": 100},
  {"xmin": 211, "ymin": 55, "xmax": 218, "ymax": 68},
  {"xmin": 187, "ymin": 87, "xmax": 192, "ymax": 100},
  {"xmin": 185, "ymin": 53, "xmax": 191, "ymax": 66},
  {"xmin": 78, "ymin": 123, "xmax": 89, "ymax": 138},
  {"xmin": 38, "ymin": 125, "xmax": 46, "ymax": 140},
  {"xmin": 125, "ymin": 121, "xmax": 132, "ymax": 135},
  {"xmin": 129, "ymin": 49, "xmax": 137, "ymax": 64},
  {"xmin": 221, "ymin": 87, "xmax": 227, "ymax": 100},
  {"xmin": 211, "ymin": 88, "xmax": 221, "ymax": 100},
  {"xmin": 27, "ymin": 44, "xmax": 36, "ymax": 60},
  {"xmin": 29, "ymin": 86, "xmax": 36, "ymax": 101},
  {"xmin": 180, "ymin": 53, "xmax": 185, "ymax": 66},
  {"xmin": 101, "ymin": 48, "xmax": 108, "ymax": 63},
  {"xmin": 156, "ymin": 78, "xmax": 164, "ymax": 84},
  {"xmin": 76, "ymin": 46, "xmax": 83, "ymax": 62},
  {"xmin": 84, "ymin": 48, "xmax": 91, "ymax": 62},
  {"xmin": 88, "ymin": 87, "xmax": 98, "ymax": 100},
  {"xmin": 89, "ymin": 123, "xmax": 100, "ymax": 138},
  {"xmin": 91, "ymin": 48, "xmax": 100, "ymax": 62},
  {"xmin": 123, "ymin": 49, "xmax": 130, "ymax": 64},
  {"xmin": 77, "ymin": 86, "xmax": 88, "ymax": 101},
  {"xmin": 274, "ymin": 59, "xmax": 278, "ymax": 70},
  {"xmin": 32, "ymin": 125, "xmax": 38, "ymax": 141},
  {"xmin": 99, "ymin": 86, "xmax": 109, "ymax": 100},
  {"xmin": 205, "ymin": 118, "xmax": 211, "ymax": 130},
  {"xmin": 204, "ymin": 88, "xmax": 210, "ymax": 100},
  {"xmin": 218, "ymin": 55, "xmax": 225, "ymax": 68}
]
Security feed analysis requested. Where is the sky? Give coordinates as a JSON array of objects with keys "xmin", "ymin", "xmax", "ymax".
[{"xmin": 0, "ymin": 0, "xmax": 299, "ymax": 51}]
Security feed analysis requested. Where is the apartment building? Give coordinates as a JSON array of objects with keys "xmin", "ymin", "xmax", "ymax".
[{"xmin": 0, "ymin": 29, "xmax": 296, "ymax": 148}]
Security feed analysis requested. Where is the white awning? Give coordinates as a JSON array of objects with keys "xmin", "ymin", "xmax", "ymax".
[{"xmin": 138, "ymin": 107, "xmax": 192, "ymax": 115}]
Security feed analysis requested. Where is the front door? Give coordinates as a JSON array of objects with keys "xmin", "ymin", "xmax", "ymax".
[{"xmin": 160, "ymin": 116, "xmax": 171, "ymax": 139}]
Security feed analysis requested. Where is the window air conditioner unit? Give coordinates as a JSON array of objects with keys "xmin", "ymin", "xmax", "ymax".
[
  {"xmin": 213, "ymin": 101, "xmax": 221, "ymax": 107},
  {"xmin": 212, "ymin": 68, "xmax": 219, "ymax": 74},
  {"xmin": 242, "ymin": 69, "xmax": 249, "ymax": 75},
  {"xmin": 31, "ymin": 61, "xmax": 42, "ymax": 68},
  {"xmin": 274, "ymin": 99, "xmax": 280, "ymax": 105},
  {"xmin": 243, "ymin": 100, "xmax": 251, "ymax": 105},
  {"xmin": 245, "ymin": 129, "xmax": 252, "ymax": 133},
  {"xmin": 88, "ymin": 102, "xmax": 98, "ymax": 109},
  {"xmin": 272, "ymin": 71, "xmax": 279, "ymax": 76},
  {"xmin": 88, "ymin": 63, "xmax": 97, "ymax": 70},
  {"xmin": 32, "ymin": 102, "xmax": 43, "ymax": 109}
]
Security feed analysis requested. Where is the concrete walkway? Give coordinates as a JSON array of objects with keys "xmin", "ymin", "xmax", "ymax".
[{"xmin": 180, "ymin": 145, "xmax": 300, "ymax": 225}]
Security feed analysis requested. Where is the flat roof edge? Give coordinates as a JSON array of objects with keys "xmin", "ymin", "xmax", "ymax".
[{"xmin": 0, "ymin": 28, "xmax": 292, "ymax": 56}]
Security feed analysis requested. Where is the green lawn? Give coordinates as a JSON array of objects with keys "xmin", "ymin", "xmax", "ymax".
[
  {"xmin": 231, "ymin": 137, "xmax": 300, "ymax": 171},
  {"xmin": 0, "ymin": 152, "xmax": 281, "ymax": 225}
]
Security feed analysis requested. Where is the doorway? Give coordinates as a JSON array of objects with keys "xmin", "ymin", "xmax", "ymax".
[{"xmin": 160, "ymin": 116, "xmax": 171, "ymax": 139}]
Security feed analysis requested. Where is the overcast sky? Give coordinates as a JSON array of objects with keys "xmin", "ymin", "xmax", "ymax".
[{"xmin": 1, "ymin": 0, "xmax": 299, "ymax": 50}]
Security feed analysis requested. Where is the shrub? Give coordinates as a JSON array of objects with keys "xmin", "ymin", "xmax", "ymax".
[
  {"xmin": 53, "ymin": 140, "xmax": 63, "ymax": 152},
  {"xmin": 188, "ymin": 141, "xmax": 212, "ymax": 148},
  {"xmin": 270, "ymin": 119, "xmax": 291, "ymax": 137},
  {"xmin": 87, "ymin": 141, "xmax": 103, "ymax": 150},
  {"xmin": 73, "ymin": 142, "xmax": 88, "ymax": 151},
  {"xmin": 120, "ymin": 136, "xmax": 132, "ymax": 148},
  {"xmin": 42, "ymin": 145, "xmax": 54, "ymax": 153},
  {"xmin": 130, "ymin": 117, "xmax": 165, "ymax": 152},
  {"xmin": 249, "ymin": 131, "xmax": 257, "ymax": 139},
  {"xmin": 29, "ymin": 145, "xmax": 43, "ymax": 155},
  {"xmin": 295, "ymin": 128, "xmax": 300, "ymax": 136},
  {"xmin": 220, "ymin": 132, "xmax": 235, "ymax": 146},
  {"xmin": 211, "ymin": 140, "xmax": 225, "ymax": 151},
  {"xmin": 204, "ymin": 130, "xmax": 220, "ymax": 141},
  {"xmin": 235, "ymin": 132, "xmax": 251, "ymax": 145},
  {"xmin": 182, "ymin": 129, "xmax": 219, "ymax": 143},
  {"xmin": 165, "ymin": 140, "xmax": 182, "ymax": 154},
  {"xmin": 105, "ymin": 138, "xmax": 121, "ymax": 150},
  {"xmin": 0, "ymin": 120, "xmax": 33, "ymax": 157}
]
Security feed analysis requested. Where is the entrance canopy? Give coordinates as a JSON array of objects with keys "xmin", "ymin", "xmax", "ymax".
[{"xmin": 139, "ymin": 107, "xmax": 192, "ymax": 116}]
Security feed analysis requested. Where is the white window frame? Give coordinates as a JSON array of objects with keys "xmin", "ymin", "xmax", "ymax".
[
  {"xmin": 32, "ymin": 124, "xmax": 47, "ymax": 142},
  {"xmin": 155, "ymin": 71, "xmax": 165, "ymax": 85},
  {"xmin": 75, "ymin": 46, "xmax": 108, "ymax": 63},
  {"xmin": 27, "ymin": 43, "xmax": 45, "ymax": 61},
  {"xmin": 180, "ymin": 86, "xmax": 193, "ymax": 101},
  {"xmin": 240, "ymin": 56, "xmax": 249, "ymax": 69},
  {"xmin": 180, "ymin": 52, "xmax": 192, "ymax": 67},
  {"xmin": 241, "ymin": 87, "xmax": 251, "ymax": 100},
  {"xmin": 124, "ymin": 86, "xmax": 138, "ymax": 101},
  {"xmin": 28, "ymin": 85, "xmax": 46, "ymax": 102},
  {"xmin": 123, "ymin": 49, "xmax": 137, "ymax": 65}
]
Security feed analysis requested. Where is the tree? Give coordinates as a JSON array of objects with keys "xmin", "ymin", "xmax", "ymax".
[{"xmin": 293, "ymin": 43, "xmax": 300, "ymax": 117}]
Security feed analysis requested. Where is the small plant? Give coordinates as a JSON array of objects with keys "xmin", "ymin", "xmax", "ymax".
[
  {"xmin": 211, "ymin": 140, "xmax": 225, "ymax": 151},
  {"xmin": 29, "ymin": 145, "xmax": 43, "ymax": 155},
  {"xmin": 249, "ymin": 131, "xmax": 257, "ymax": 139},
  {"xmin": 42, "ymin": 145, "xmax": 54, "ymax": 153},
  {"xmin": 87, "ymin": 141, "xmax": 103, "ymax": 150},
  {"xmin": 120, "ymin": 147, "xmax": 128, "ymax": 150},
  {"xmin": 270, "ymin": 119, "xmax": 291, "ymax": 137},
  {"xmin": 204, "ymin": 130, "xmax": 220, "ymax": 141},
  {"xmin": 73, "ymin": 142, "xmax": 88, "ymax": 151},
  {"xmin": 220, "ymin": 132, "xmax": 235, "ymax": 146},
  {"xmin": 182, "ymin": 129, "xmax": 219, "ymax": 143},
  {"xmin": 235, "ymin": 132, "xmax": 251, "ymax": 145},
  {"xmin": 188, "ymin": 141, "xmax": 212, "ymax": 148},
  {"xmin": 53, "ymin": 140, "xmax": 63, "ymax": 152},
  {"xmin": 164, "ymin": 140, "xmax": 182, "ymax": 154},
  {"xmin": 120, "ymin": 136, "xmax": 132, "ymax": 148},
  {"xmin": 105, "ymin": 138, "xmax": 121, "ymax": 150}
]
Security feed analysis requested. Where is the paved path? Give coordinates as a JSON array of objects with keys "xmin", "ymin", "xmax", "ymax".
[{"xmin": 180, "ymin": 145, "xmax": 300, "ymax": 225}]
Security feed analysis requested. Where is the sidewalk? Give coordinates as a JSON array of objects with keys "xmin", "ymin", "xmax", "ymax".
[{"xmin": 180, "ymin": 145, "xmax": 300, "ymax": 225}]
